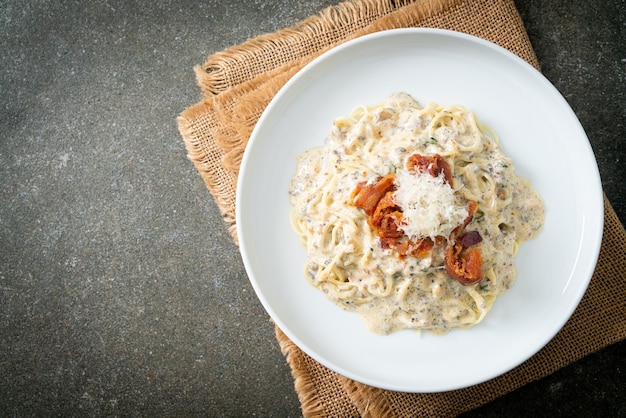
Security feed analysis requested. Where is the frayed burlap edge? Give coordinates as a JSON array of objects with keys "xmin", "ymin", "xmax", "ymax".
[
  {"xmin": 179, "ymin": 0, "xmax": 539, "ymax": 244},
  {"xmin": 177, "ymin": 63, "xmax": 304, "ymax": 242},
  {"xmin": 276, "ymin": 326, "xmax": 362, "ymax": 418},
  {"xmin": 195, "ymin": 0, "xmax": 417, "ymax": 97},
  {"xmin": 195, "ymin": 0, "xmax": 539, "ymax": 99}
]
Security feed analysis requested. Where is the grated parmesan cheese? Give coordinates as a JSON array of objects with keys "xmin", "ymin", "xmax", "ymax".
[{"xmin": 393, "ymin": 168, "xmax": 468, "ymax": 240}]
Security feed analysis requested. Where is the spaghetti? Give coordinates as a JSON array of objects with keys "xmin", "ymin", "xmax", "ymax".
[{"xmin": 288, "ymin": 93, "xmax": 544, "ymax": 334}]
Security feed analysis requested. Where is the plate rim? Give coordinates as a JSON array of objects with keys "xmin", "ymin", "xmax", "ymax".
[{"xmin": 236, "ymin": 27, "xmax": 604, "ymax": 392}]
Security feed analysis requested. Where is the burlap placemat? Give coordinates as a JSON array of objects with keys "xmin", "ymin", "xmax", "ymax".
[{"xmin": 177, "ymin": 0, "xmax": 626, "ymax": 416}]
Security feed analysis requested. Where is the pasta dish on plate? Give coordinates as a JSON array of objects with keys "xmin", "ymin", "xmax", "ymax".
[{"xmin": 288, "ymin": 92, "xmax": 544, "ymax": 334}]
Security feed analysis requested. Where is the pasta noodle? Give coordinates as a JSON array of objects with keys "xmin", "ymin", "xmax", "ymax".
[{"xmin": 288, "ymin": 93, "xmax": 544, "ymax": 335}]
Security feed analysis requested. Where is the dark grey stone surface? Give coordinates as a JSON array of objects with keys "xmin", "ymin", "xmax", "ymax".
[{"xmin": 1, "ymin": 0, "xmax": 624, "ymax": 416}]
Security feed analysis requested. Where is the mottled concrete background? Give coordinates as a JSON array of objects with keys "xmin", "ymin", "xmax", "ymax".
[{"xmin": 1, "ymin": 1, "xmax": 624, "ymax": 416}]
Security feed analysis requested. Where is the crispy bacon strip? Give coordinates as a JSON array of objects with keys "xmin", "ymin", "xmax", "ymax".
[
  {"xmin": 445, "ymin": 245, "xmax": 483, "ymax": 285},
  {"xmin": 350, "ymin": 174, "xmax": 395, "ymax": 216},
  {"xmin": 458, "ymin": 230, "xmax": 483, "ymax": 248},
  {"xmin": 370, "ymin": 191, "xmax": 403, "ymax": 238},
  {"xmin": 406, "ymin": 153, "xmax": 452, "ymax": 184},
  {"xmin": 381, "ymin": 236, "xmax": 434, "ymax": 258},
  {"xmin": 444, "ymin": 201, "xmax": 484, "ymax": 285}
]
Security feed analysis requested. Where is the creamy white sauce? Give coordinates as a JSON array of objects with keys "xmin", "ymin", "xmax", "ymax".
[{"xmin": 289, "ymin": 93, "xmax": 544, "ymax": 334}]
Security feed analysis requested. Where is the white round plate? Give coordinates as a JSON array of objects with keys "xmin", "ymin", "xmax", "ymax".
[{"xmin": 236, "ymin": 29, "xmax": 603, "ymax": 392}]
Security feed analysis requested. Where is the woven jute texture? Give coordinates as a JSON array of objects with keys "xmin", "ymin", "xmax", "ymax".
[{"xmin": 177, "ymin": 0, "xmax": 626, "ymax": 416}]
